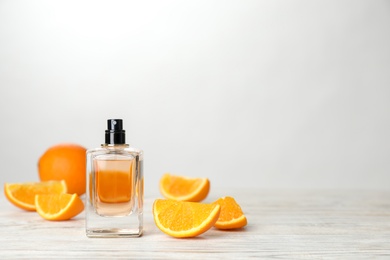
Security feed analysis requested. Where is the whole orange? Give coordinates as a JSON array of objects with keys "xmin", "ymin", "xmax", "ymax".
[{"xmin": 38, "ymin": 143, "xmax": 86, "ymax": 196}]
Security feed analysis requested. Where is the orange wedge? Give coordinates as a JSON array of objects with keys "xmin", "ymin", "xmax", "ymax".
[
  {"xmin": 159, "ymin": 173, "xmax": 210, "ymax": 202},
  {"xmin": 213, "ymin": 196, "xmax": 247, "ymax": 229},
  {"xmin": 35, "ymin": 193, "xmax": 84, "ymax": 221},
  {"xmin": 4, "ymin": 180, "xmax": 67, "ymax": 211},
  {"xmin": 153, "ymin": 199, "xmax": 221, "ymax": 238}
]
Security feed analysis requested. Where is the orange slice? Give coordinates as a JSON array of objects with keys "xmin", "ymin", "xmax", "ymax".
[
  {"xmin": 153, "ymin": 199, "xmax": 221, "ymax": 238},
  {"xmin": 159, "ymin": 173, "xmax": 210, "ymax": 202},
  {"xmin": 35, "ymin": 193, "xmax": 84, "ymax": 221},
  {"xmin": 4, "ymin": 180, "xmax": 67, "ymax": 211},
  {"xmin": 213, "ymin": 196, "xmax": 247, "ymax": 229}
]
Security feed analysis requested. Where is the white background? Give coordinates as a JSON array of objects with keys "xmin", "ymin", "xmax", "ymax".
[{"xmin": 1, "ymin": 0, "xmax": 389, "ymax": 196}]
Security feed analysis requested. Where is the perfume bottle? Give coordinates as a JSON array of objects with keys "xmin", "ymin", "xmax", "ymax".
[{"xmin": 86, "ymin": 119, "xmax": 143, "ymax": 237}]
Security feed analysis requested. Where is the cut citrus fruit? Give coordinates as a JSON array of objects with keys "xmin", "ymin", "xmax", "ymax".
[
  {"xmin": 213, "ymin": 196, "xmax": 247, "ymax": 229},
  {"xmin": 35, "ymin": 193, "xmax": 84, "ymax": 221},
  {"xmin": 153, "ymin": 199, "xmax": 220, "ymax": 238},
  {"xmin": 159, "ymin": 173, "xmax": 210, "ymax": 202},
  {"xmin": 4, "ymin": 180, "xmax": 67, "ymax": 211}
]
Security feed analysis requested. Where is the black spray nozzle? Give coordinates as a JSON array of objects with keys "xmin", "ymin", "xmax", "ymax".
[
  {"xmin": 108, "ymin": 119, "xmax": 123, "ymax": 131},
  {"xmin": 105, "ymin": 119, "xmax": 126, "ymax": 144}
]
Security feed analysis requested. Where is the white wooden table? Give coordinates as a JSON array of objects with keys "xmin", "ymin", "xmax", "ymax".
[{"xmin": 1, "ymin": 189, "xmax": 389, "ymax": 259}]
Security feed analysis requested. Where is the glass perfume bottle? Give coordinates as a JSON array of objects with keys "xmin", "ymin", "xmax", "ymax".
[{"xmin": 86, "ymin": 119, "xmax": 143, "ymax": 237}]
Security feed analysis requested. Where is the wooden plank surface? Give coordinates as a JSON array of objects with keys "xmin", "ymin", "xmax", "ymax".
[{"xmin": 1, "ymin": 189, "xmax": 389, "ymax": 259}]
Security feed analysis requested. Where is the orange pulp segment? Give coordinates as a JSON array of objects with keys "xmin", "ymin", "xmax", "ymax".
[
  {"xmin": 35, "ymin": 193, "xmax": 84, "ymax": 221},
  {"xmin": 153, "ymin": 199, "xmax": 221, "ymax": 238},
  {"xmin": 4, "ymin": 180, "xmax": 67, "ymax": 211},
  {"xmin": 159, "ymin": 173, "xmax": 210, "ymax": 202},
  {"xmin": 213, "ymin": 196, "xmax": 247, "ymax": 229}
]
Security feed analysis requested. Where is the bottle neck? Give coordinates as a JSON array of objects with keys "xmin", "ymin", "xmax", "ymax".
[{"xmin": 101, "ymin": 144, "xmax": 129, "ymax": 149}]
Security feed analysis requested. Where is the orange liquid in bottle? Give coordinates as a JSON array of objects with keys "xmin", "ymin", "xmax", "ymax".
[
  {"xmin": 94, "ymin": 159, "xmax": 134, "ymax": 216},
  {"xmin": 97, "ymin": 170, "xmax": 132, "ymax": 203}
]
